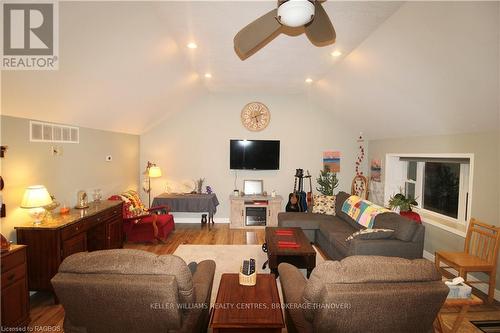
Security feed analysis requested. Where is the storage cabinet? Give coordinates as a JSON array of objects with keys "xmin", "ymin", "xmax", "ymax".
[
  {"xmin": 230, "ymin": 195, "xmax": 283, "ymax": 228},
  {"xmin": 15, "ymin": 200, "xmax": 123, "ymax": 292},
  {"xmin": 230, "ymin": 199, "xmax": 245, "ymax": 228},
  {"xmin": 1, "ymin": 245, "xmax": 29, "ymax": 328}
]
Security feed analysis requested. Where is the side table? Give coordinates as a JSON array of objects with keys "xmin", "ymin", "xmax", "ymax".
[{"xmin": 434, "ymin": 294, "xmax": 483, "ymax": 333}]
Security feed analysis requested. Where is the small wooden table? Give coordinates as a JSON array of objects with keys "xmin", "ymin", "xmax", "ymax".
[
  {"xmin": 435, "ymin": 295, "xmax": 483, "ymax": 333},
  {"xmin": 265, "ymin": 227, "xmax": 316, "ymax": 278},
  {"xmin": 210, "ymin": 273, "xmax": 284, "ymax": 333}
]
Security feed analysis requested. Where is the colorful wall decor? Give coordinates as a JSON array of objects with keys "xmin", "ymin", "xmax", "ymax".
[
  {"xmin": 323, "ymin": 151, "xmax": 340, "ymax": 172},
  {"xmin": 370, "ymin": 159, "xmax": 382, "ymax": 182}
]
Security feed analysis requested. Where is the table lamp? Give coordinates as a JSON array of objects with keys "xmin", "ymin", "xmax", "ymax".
[
  {"xmin": 20, "ymin": 185, "xmax": 53, "ymax": 225},
  {"xmin": 146, "ymin": 162, "xmax": 162, "ymax": 208}
]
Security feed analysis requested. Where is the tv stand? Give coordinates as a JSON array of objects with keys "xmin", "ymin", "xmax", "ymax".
[{"xmin": 230, "ymin": 195, "xmax": 283, "ymax": 229}]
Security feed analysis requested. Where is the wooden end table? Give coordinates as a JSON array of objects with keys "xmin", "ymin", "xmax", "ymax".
[
  {"xmin": 210, "ymin": 273, "xmax": 284, "ymax": 333},
  {"xmin": 434, "ymin": 294, "xmax": 483, "ymax": 333},
  {"xmin": 265, "ymin": 227, "xmax": 316, "ymax": 278}
]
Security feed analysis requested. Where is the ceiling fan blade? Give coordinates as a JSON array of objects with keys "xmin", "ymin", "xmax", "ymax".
[
  {"xmin": 305, "ymin": 2, "xmax": 336, "ymax": 47},
  {"xmin": 234, "ymin": 9, "xmax": 282, "ymax": 60}
]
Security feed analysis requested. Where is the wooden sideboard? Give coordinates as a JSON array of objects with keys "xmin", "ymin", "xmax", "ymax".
[
  {"xmin": 230, "ymin": 195, "xmax": 283, "ymax": 228},
  {"xmin": 15, "ymin": 200, "xmax": 123, "ymax": 292},
  {"xmin": 1, "ymin": 245, "xmax": 29, "ymax": 328}
]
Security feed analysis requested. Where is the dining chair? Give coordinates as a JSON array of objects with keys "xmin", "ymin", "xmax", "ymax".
[{"xmin": 435, "ymin": 218, "xmax": 500, "ymax": 303}]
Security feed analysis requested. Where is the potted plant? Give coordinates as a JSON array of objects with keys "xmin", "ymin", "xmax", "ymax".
[
  {"xmin": 316, "ymin": 165, "xmax": 339, "ymax": 196},
  {"xmin": 388, "ymin": 192, "xmax": 421, "ymax": 223}
]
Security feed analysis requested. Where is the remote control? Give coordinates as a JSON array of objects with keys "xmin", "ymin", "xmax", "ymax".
[
  {"xmin": 242, "ymin": 260, "xmax": 250, "ymax": 276},
  {"xmin": 249, "ymin": 258, "xmax": 255, "ymax": 275}
]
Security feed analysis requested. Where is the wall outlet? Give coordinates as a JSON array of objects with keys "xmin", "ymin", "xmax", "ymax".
[
  {"xmin": 105, "ymin": 155, "xmax": 112, "ymax": 162},
  {"xmin": 51, "ymin": 146, "xmax": 63, "ymax": 156}
]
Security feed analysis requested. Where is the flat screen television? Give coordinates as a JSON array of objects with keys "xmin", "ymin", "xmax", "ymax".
[{"xmin": 230, "ymin": 140, "xmax": 280, "ymax": 170}]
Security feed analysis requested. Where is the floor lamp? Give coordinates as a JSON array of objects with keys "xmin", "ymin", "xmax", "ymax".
[{"xmin": 146, "ymin": 161, "xmax": 162, "ymax": 208}]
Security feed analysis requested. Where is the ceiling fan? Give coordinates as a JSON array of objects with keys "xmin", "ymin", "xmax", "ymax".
[{"xmin": 234, "ymin": 0, "xmax": 336, "ymax": 60}]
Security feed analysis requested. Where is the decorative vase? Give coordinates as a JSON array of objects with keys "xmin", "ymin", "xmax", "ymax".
[{"xmin": 400, "ymin": 211, "xmax": 422, "ymax": 224}]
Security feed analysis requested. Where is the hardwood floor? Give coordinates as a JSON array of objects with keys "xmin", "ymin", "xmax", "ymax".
[{"xmin": 25, "ymin": 223, "xmax": 500, "ymax": 332}]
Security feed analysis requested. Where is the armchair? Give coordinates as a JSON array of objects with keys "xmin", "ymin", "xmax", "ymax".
[
  {"xmin": 109, "ymin": 190, "xmax": 175, "ymax": 243},
  {"xmin": 278, "ymin": 256, "xmax": 448, "ymax": 333},
  {"xmin": 51, "ymin": 249, "xmax": 216, "ymax": 333}
]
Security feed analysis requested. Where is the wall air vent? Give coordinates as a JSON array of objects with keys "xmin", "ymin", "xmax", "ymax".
[{"xmin": 30, "ymin": 121, "xmax": 79, "ymax": 143}]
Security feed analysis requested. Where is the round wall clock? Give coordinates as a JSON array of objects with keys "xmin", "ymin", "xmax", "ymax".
[{"xmin": 241, "ymin": 102, "xmax": 270, "ymax": 131}]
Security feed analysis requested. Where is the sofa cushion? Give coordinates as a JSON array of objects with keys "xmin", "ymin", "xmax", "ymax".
[
  {"xmin": 278, "ymin": 212, "xmax": 334, "ymax": 229},
  {"xmin": 301, "ymin": 256, "xmax": 442, "ymax": 322},
  {"xmin": 373, "ymin": 212, "xmax": 418, "ymax": 242},
  {"xmin": 334, "ymin": 192, "xmax": 350, "ymax": 215},
  {"xmin": 312, "ymin": 194, "xmax": 336, "ymax": 215},
  {"xmin": 334, "ymin": 192, "xmax": 362, "ymax": 230},
  {"xmin": 58, "ymin": 249, "xmax": 195, "ymax": 304},
  {"xmin": 318, "ymin": 219, "xmax": 356, "ymax": 256},
  {"xmin": 346, "ymin": 228, "xmax": 395, "ymax": 242}
]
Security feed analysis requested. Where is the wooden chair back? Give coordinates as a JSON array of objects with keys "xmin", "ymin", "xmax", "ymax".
[
  {"xmin": 465, "ymin": 218, "xmax": 500, "ymax": 265},
  {"xmin": 351, "ymin": 175, "xmax": 369, "ymax": 199}
]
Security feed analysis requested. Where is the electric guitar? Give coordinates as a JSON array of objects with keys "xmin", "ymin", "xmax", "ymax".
[{"xmin": 286, "ymin": 170, "xmax": 302, "ymax": 212}]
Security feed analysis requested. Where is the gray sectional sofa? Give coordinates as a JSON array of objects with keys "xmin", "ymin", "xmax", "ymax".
[{"xmin": 278, "ymin": 191, "xmax": 425, "ymax": 260}]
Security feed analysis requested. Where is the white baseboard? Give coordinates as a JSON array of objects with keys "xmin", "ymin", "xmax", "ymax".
[
  {"xmin": 423, "ymin": 250, "xmax": 500, "ymax": 301},
  {"xmin": 172, "ymin": 217, "xmax": 230, "ymax": 224}
]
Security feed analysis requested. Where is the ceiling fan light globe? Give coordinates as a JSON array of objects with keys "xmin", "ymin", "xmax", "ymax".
[{"xmin": 277, "ymin": 0, "xmax": 315, "ymax": 28}]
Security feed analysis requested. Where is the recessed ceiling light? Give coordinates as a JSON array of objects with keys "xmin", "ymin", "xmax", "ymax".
[
  {"xmin": 305, "ymin": 78, "xmax": 313, "ymax": 84},
  {"xmin": 331, "ymin": 50, "xmax": 342, "ymax": 57},
  {"xmin": 204, "ymin": 73, "xmax": 212, "ymax": 79},
  {"xmin": 187, "ymin": 42, "xmax": 198, "ymax": 49}
]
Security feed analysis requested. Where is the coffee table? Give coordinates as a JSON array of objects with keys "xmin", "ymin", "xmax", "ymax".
[
  {"xmin": 265, "ymin": 227, "xmax": 316, "ymax": 278},
  {"xmin": 210, "ymin": 273, "xmax": 284, "ymax": 332}
]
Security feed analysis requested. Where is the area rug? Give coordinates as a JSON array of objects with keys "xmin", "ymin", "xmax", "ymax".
[
  {"xmin": 471, "ymin": 320, "xmax": 500, "ymax": 333},
  {"xmin": 173, "ymin": 244, "xmax": 325, "ymax": 305}
]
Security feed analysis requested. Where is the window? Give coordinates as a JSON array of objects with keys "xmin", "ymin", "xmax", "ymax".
[
  {"xmin": 386, "ymin": 154, "xmax": 473, "ymax": 224},
  {"xmin": 423, "ymin": 162, "xmax": 460, "ymax": 218}
]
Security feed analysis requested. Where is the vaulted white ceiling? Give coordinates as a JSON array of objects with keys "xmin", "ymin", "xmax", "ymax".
[{"xmin": 1, "ymin": 1, "xmax": 402, "ymax": 134}]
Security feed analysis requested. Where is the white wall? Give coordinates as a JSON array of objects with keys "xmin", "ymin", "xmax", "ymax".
[
  {"xmin": 140, "ymin": 92, "xmax": 363, "ymax": 221},
  {"xmin": 312, "ymin": 1, "xmax": 499, "ymax": 140},
  {"xmin": 0, "ymin": 116, "xmax": 140, "ymax": 241}
]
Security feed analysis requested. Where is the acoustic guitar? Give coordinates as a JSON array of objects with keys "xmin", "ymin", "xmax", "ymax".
[
  {"xmin": 296, "ymin": 169, "xmax": 307, "ymax": 212},
  {"xmin": 286, "ymin": 169, "xmax": 303, "ymax": 212}
]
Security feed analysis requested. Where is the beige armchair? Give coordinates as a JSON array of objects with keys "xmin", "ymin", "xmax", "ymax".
[
  {"xmin": 51, "ymin": 249, "xmax": 215, "ymax": 333},
  {"xmin": 278, "ymin": 256, "xmax": 448, "ymax": 333}
]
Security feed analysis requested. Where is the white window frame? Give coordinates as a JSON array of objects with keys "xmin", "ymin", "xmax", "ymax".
[{"xmin": 385, "ymin": 153, "xmax": 474, "ymax": 228}]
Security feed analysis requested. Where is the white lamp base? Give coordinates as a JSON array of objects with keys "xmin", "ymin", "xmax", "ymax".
[{"xmin": 29, "ymin": 207, "xmax": 47, "ymax": 225}]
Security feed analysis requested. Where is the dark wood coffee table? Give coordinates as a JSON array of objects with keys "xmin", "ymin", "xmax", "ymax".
[
  {"xmin": 210, "ymin": 273, "xmax": 284, "ymax": 332},
  {"xmin": 265, "ymin": 227, "xmax": 316, "ymax": 278}
]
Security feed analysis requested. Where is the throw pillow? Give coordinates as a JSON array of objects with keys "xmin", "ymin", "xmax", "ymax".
[
  {"xmin": 312, "ymin": 194, "xmax": 336, "ymax": 215},
  {"xmin": 346, "ymin": 228, "xmax": 394, "ymax": 242}
]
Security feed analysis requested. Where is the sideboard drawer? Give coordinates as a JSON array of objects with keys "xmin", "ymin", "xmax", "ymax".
[
  {"xmin": 100, "ymin": 207, "xmax": 121, "ymax": 221},
  {"xmin": 61, "ymin": 222, "xmax": 85, "ymax": 241},
  {"xmin": 2, "ymin": 264, "xmax": 26, "ymax": 288},
  {"xmin": 1, "ymin": 249, "xmax": 26, "ymax": 273}
]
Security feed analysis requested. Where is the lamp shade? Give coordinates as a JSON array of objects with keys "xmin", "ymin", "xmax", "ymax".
[
  {"xmin": 20, "ymin": 185, "xmax": 53, "ymax": 208},
  {"xmin": 148, "ymin": 166, "xmax": 162, "ymax": 178}
]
